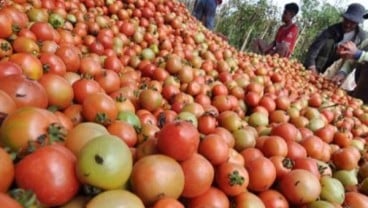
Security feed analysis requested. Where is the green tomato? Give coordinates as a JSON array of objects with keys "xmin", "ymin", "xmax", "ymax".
[
  {"xmin": 86, "ymin": 190, "xmax": 144, "ymax": 208},
  {"xmin": 232, "ymin": 128, "xmax": 256, "ymax": 152},
  {"xmin": 176, "ymin": 112, "xmax": 198, "ymax": 127},
  {"xmin": 320, "ymin": 176, "xmax": 345, "ymax": 204},
  {"xmin": 117, "ymin": 111, "xmax": 141, "ymax": 132},
  {"xmin": 248, "ymin": 112, "xmax": 269, "ymax": 127},
  {"xmin": 140, "ymin": 48, "xmax": 155, "ymax": 60},
  {"xmin": 307, "ymin": 200, "xmax": 336, "ymax": 208},
  {"xmin": 307, "ymin": 117, "xmax": 325, "ymax": 132},
  {"xmin": 76, "ymin": 135, "xmax": 133, "ymax": 190},
  {"xmin": 333, "ymin": 169, "xmax": 358, "ymax": 188}
]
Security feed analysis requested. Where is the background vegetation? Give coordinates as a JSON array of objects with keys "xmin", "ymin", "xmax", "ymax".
[{"xmin": 179, "ymin": 0, "xmax": 348, "ymax": 63}]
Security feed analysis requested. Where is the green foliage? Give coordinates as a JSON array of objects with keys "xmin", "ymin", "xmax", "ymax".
[{"xmin": 179, "ymin": 0, "xmax": 343, "ymax": 65}]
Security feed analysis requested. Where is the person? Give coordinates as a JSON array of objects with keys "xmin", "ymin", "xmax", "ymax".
[
  {"xmin": 252, "ymin": 3, "xmax": 300, "ymax": 58},
  {"xmin": 304, "ymin": 3, "xmax": 368, "ymax": 74},
  {"xmin": 192, "ymin": 0, "xmax": 223, "ymax": 31},
  {"xmin": 331, "ymin": 34, "xmax": 368, "ymax": 103}
]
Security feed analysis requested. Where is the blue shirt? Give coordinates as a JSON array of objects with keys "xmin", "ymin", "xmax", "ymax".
[{"xmin": 192, "ymin": 0, "xmax": 217, "ymax": 30}]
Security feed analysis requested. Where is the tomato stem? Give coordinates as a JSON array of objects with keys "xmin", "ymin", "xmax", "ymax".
[
  {"xmin": 228, "ymin": 170, "xmax": 245, "ymax": 186},
  {"xmin": 9, "ymin": 188, "xmax": 44, "ymax": 208}
]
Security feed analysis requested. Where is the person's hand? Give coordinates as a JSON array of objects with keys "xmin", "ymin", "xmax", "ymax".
[
  {"xmin": 338, "ymin": 41, "xmax": 358, "ymax": 59},
  {"xmin": 331, "ymin": 71, "xmax": 347, "ymax": 85}
]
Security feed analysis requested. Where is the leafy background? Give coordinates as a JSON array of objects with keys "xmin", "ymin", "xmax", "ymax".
[{"xmin": 179, "ymin": 0, "xmax": 351, "ymax": 63}]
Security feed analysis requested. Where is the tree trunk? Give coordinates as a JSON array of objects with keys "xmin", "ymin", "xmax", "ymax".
[{"xmin": 240, "ymin": 25, "xmax": 254, "ymax": 52}]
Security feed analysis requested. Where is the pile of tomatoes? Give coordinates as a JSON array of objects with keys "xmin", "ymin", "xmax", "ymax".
[{"xmin": 1, "ymin": 0, "xmax": 368, "ymax": 207}]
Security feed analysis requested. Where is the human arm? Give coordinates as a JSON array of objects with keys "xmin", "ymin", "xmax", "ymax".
[{"xmin": 304, "ymin": 29, "xmax": 331, "ymax": 71}]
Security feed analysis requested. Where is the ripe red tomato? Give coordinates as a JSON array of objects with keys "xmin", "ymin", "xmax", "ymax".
[
  {"xmin": 38, "ymin": 73, "xmax": 74, "ymax": 110},
  {"xmin": 186, "ymin": 187, "xmax": 230, "ymax": 208},
  {"xmin": 157, "ymin": 121, "xmax": 200, "ymax": 161},
  {"xmin": 215, "ymin": 161, "xmax": 249, "ymax": 196},
  {"xmin": 0, "ymin": 107, "xmax": 63, "ymax": 152},
  {"xmin": 232, "ymin": 191, "xmax": 266, "ymax": 208},
  {"xmin": 0, "ymin": 74, "xmax": 48, "ymax": 108},
  {"xmin": 0, "ymin": 147, "xmax": 14, "ymax": 192},
  {"xmin": 0, "ymin": 193, "xmax": 22, "ymax": 208},
  {"xmin": 15, "ymin": 144, "xmax": 80, "ymax": 206},
  {"xmin": 245, "ymin": 156, "xmax": 277, "ymax": 192},
  {"xmin": 39, "ymin": 52, "xmax": 67, "ymax": 75},
  {"xmin": 279, "ymin": 169, "xmax": 321, "ymax": 205},
  {"xmin": 180, "ymin": 153, "xmax": 214, "ymax": 198},
  {"xmin": 82, "ymin": 92, "xmax": 118, "ymax": 125},
  {"xmin": 130, "ymin": 154, "xmax": 185, "ymax": 206},
  {"xmin": 258, "ymin": 189, "xmax": 289, "ymax": 208},
  {"xmin": 0, "ymin": 12, "xmax": 13, "ymax": 38},
  {"xmin": 9, "ymin": 53, "xmax": 43, "ymax": 80}
]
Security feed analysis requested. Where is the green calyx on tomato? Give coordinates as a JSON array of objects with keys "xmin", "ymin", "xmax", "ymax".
[
  {"xmin": 228, "ymin": 170, "xmax": 246, "ymax": 186},
  {"xmin": 9, "ymin": 188, "xmax": 43, "ymax": 208},
  {"xmin": 48, "ymin": 13, "xmax": 65, "ymax": 29}
]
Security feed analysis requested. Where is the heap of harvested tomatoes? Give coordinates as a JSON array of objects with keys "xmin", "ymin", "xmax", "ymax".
[{"xmin": 1, "ymin": 0, "xmax": 368, "ymax": 207}]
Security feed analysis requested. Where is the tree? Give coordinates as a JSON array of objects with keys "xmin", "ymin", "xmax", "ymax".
[{"xmin": 179, "ymin": 0, "xmax": 343, "ymax": 64}]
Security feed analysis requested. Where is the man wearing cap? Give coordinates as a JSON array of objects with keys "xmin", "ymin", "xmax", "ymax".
[
  {"xmin": 304, "ymin": 3, "xmax": 368, "ymax": 74},
  {"xmin": 192, "ymin": 0, "xmax": 223, "ymax": 30},
  {"xmin": 252, "ymin": 2, "xmax": 300, "ymax": 58},
  {"xmin": 331, "ymin": 12, "xmax": 368, "ymax": 103}
]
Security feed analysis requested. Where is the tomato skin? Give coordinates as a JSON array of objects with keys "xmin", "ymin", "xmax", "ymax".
[
  {"xmin": 215, "ymin": 161, "xmax": 249, "ymax": 196},
  {"xmin": 0, "ymin": 107, "xmax": 61, "ymax": 152},
  {"xmin": 187, "ymin": 187, "xmax": 230, "ymax": 208},
  {"xmin": 0, "ymin": 74, "xmax": 48, "ymax": 108},
  {"xmin": 232, "ymin": 191, "xmax": 266, "ymax": 208},
  {"xmin": 15, "ymin": 144, "xmax": 80, "ymax": 207},
  {"xmin": 76, "ymin": 135, "xmax": 133, "ymax": 190},
  {"xmin": 245, "ymin": 156, "xmax": 277, "ymax": 192},
  {"xmin": 0, "ymin": 12, "xmax": 13, "ymax": 38},
  {"xmin": 279, "ymin": 169, "xmax": 321, "ymax": 205},
  {"xmin": 130, "ymin": 154, "xmax": 185, "ymax": 206},
  {"xmin": 9, "ymin": 53, "xmax": 43, "ymax": 80},
  {"xmin": 258, "ymin": 189, "xmax": 289, "ymax": 208},
  {"xmin": 157, "ymin": 121, "xmax": 200, "ymax": 161},
  {"xmin": 0, "ymin": 147, "xmax": 14, "ymax": 192},
  {"xmin": 343, "ymin": 192, "xmax": 368, "ymax": 208},
  {"xmin": 38, "ymin": 73, "xmax": 74, "ymax": 109},
  {"xmin": 0, "ymin": 90, "xmax": 17, "ymax": 124},
  {"xmin": 0, "ymin": 61, "xmax": 23, "ymax": 79},
  {"xmin": 0, "ymin": 193, "xmax": 22, "ymax": 208},
  {"xmin": 86, "ymin": 190, "xmax": 144, "ymax": 208},
  {"xmin": 180, "ymin": 153, "xmax": 214, "ymax": 198},
  {"xmin": 39, "ymin": 52, "xmax": 67, "ymax": 75},
  {"xmin": 82, "ymin": 92, "xmax": 118, "ymax": 125}
]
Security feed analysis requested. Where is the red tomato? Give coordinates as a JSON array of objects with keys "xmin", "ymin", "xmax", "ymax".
[
  {"xmin": 0, "ymin": 147, "xmax": 14, "ymax": 192},
  {"xmin": 0, "ymin": 61, "xmax": 23, "ymax": 79},
  {"xmin": 180, "ymin": 153, "xmax": 214, "ymax": 198},
  {"xmin": 0, "ymin": 90, "xmax": 17, "ymax": 124},
  {"xmin": 9, "ymin": 53, "xmax": 43, "ymax": 80},
  {"xmin": 215, "ymin": 161, "xmax": 249, "ymax": 196},
  {"xmin": 82, "ymin": 92, "xmax": 118, "ymax": 125},
  {"xmin": 130, "ymin": 154, "xmax": 185, "ymax": 206},
  {"xmin": 0, "ymin": 74, "xmax": 48, "ymax": 108},
  {"xmin": 38, "ymin": 73, "xmax": 74, "ymax": 110},
  {"xmin": 152, "ymin": 197, "xmax": 185, "ymax": 208},
  {"xmin": 15, "ymin": 144, "xmax": 80, "ymax": 206},
  {"xmin": 0, "ymin": 12, "xmax": 13, "ymax": 38},
  {"xmin": 245, "ymin": 156, "xmax": 277, "ymax": 192},
  {"xmin": 157, "ymin": 121, "xmax": 200, "ymax": 161},
  {"xmin": 39, "ymin": 52, "xmax": 67, "ymax": 75},
  {"xmin": 258, "ymin": 189, "xmax": 289, "ymax": 208},
  {"xmin": 0, "ymin": 193, "xmax": 22, "ymax": 208},
  {"xmin": 187, "ymin": 187, "xmax": 230, "ymax": 208},
  {"xmin": 0, "ymin": 107, "xmax": 62, "ymax": 152},
  {"xmin": 279, "ymin": 169, "xmax": 321, "ymax": 205}
]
